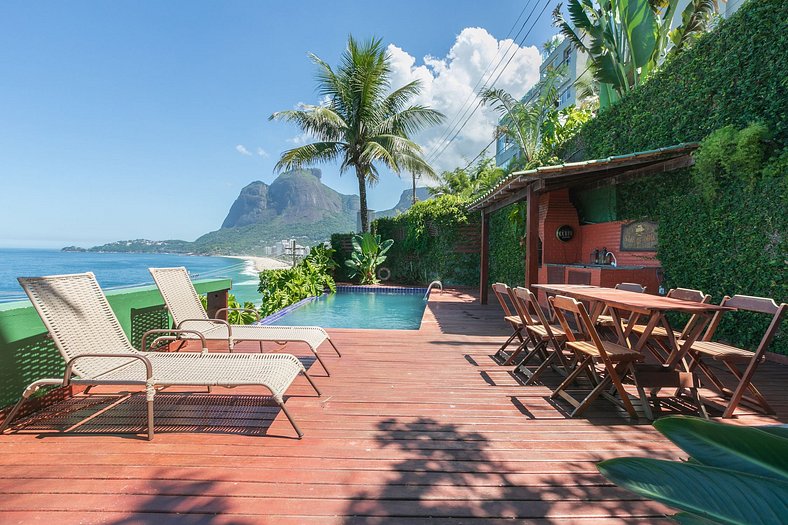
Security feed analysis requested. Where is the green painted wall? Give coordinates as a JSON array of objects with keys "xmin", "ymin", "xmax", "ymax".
[{"xmin": 0, "ymin": 279, "xmax": 231, "ymax": 409}]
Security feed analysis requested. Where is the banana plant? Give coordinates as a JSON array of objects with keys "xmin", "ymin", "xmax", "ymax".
[
  {"xmin": 598, "ymin": 416, "xmax": 788, "ymax": 524},
  {"xmin": 344, "ymin": 233, "xmax": 394, "ymax": 284},
  {"xmin": 554, "ymin": 0, "xmax": 721, "ymax": 107}
]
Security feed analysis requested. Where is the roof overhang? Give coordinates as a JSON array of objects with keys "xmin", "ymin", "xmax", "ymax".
[{"xmin": 468, "ymin": 143, "xmax": 698, "ymax": 214}]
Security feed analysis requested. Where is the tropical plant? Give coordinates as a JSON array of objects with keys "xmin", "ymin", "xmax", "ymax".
[
  {"xmin": 304, "ymin": 243, "xmax": 339, "ymax": 273},
  {"xmin": 429, "ymin": 157, "xmax": 506, "ymax": 200},
  {"xmin": 344, "ymin": 232, "xmax": 393, "ymax": 284},
  {"xmin": 258, "ymin": 252, "xmax": 337, "ymax": 317},
  {"xmin": 553, "ymin": 0, "xmax": 722, "ymax": 106},
  {"xmin": 539, "ymin": 104, "xmax": 595, "ymax": 156},
  {"xmin": 270, "ymin": 35, "xmax": 444, "ymax": 232},
  {"xmin": 598, "ymin": 416, "xmax": 788, "ymax": 524},
  {"xmin": 199, "ymin": 294, "xmax": 259, "ymax": 325},
  {"xmin": 480, "ymin": 65, "xmax": 565, "ymax": 164}
]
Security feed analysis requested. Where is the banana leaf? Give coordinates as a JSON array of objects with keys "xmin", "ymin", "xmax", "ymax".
[
  {"xmin": 598, "ymin": 457, "xmax": 788, "ymax": 525},
  {"xmin": 654, "ymin": 416, "xmax": 788, "ymax": 481}
]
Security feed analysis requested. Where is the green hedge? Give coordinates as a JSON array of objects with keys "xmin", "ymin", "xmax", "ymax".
[
  {"xmin": 371, "ymin": 195, "xmax": 481, "ymax": 286},
  {"xmin": 559, "ymin": 0, "xmax": 788, "ymax": 354},
  {"xmin": 567, "ymin": 1, "xmax": 788, "ymax": 160},
  {"xmin": 489, "ymin": 205, "xmax": 525, "ymax": 286}
]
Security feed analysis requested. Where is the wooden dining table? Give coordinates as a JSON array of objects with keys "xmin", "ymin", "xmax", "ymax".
[{"xmin": 532, "ymin": 284, "xmax": 734, "ymax": 418}]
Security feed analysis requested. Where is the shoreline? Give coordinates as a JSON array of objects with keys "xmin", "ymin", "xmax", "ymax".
[{"xmin": 223, "ymin": 255, "xmax": 292, "ymax": 272}]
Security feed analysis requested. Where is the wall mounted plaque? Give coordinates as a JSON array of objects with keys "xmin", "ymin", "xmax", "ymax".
[
  {"xmin": 556, "ymin": 225, "xmax": 574, "ymax": 242},
  {"xmin": 620, "ymin": 221, "xmax": 658, "ymax": 251}
]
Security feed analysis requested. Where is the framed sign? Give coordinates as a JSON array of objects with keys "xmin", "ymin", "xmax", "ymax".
[
  {"xmin": 555, "ymin": 225, "xmax": 574, "ymax": 242},
  {"xmin": 620, "ymin": 221, "xmax": 658, "ymax": 252}
]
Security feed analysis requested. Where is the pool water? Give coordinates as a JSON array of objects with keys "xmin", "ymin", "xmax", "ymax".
[{"xmin": 269, "ymin": 290, "xmax": 428, "ymax": 330}]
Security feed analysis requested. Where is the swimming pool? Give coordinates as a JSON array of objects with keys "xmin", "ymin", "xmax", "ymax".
[{"xmin": 264, "ymin": 287, "xmax": 428, "ymax": 330}]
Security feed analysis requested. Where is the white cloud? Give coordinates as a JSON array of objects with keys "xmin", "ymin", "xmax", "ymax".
[
  {"xmin": 387, "ymin": 27, "xmax": 541, "ymax": 174},
  {"xmin": 256, "ymin": 147, "xmax": 269, "ymax": 158},
  {"xmin": 235, "ymin": 144, "xmax": 252, "ymax": 156},
  {"xmin": 286, "ymin": 133, "xmax": 312, "ymax": 145}
]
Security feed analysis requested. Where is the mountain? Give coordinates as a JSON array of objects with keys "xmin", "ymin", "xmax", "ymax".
[
  {"xmin": 376, "ymin": 187, "xmax": 431, "ymax": 219},
  {"xmin": 221, "ymin": 169, "xmax": 359, "ymax": 228},
  {"xmin": 71, "ymin": 170, "xmax": 427, "ymax": 256}
]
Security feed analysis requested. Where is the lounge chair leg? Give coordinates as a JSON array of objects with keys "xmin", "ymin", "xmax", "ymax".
[
  {"xmin": 147, "ymin": 399, "xmax": 154, "ymax": 441},
  {"xmin": 303, "ymin": 371, "xmax": 322, "ymax": 396},
  {"xmin": 313, "ymin": 351, "xmax": 330, "ymax": 376},
  {"xmin": 0, "ymin": 396, "xmax": 28, "ymax": 434},
  {"xmin": 0, "ymin": 379, "xmax": 62, "ymax": 434},
  {"xmin": 328, "ymin": 339, "xmax": 341, "ymax": 357},
  {"xmin": 279, "ymin": 401, "xmax": 303, "ymax": 439}
]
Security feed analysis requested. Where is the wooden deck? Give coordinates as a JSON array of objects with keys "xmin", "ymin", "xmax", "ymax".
[{"xmin": 1, "ymin": 289, "xmax": 786, "ymax": 524}]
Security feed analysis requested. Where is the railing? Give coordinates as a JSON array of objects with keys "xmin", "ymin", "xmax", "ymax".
[{"xmin": 0, "ymin": 278, "xmax": 231, "ymax": 412}]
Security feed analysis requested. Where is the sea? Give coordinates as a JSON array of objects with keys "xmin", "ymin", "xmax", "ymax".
[{"xmin": 0, "ymin": 248, "xmax": 263, "ymax": 305}]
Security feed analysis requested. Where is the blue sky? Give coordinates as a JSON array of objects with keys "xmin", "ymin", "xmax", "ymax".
[{"xmin": 0, "ymin": 1, "xmax": 560, "ymax": 248}]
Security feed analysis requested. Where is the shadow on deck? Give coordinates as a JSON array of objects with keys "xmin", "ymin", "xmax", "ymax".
[{"xmin": 0, "ymin": 288, "xmax": 784, "ymax": 523}]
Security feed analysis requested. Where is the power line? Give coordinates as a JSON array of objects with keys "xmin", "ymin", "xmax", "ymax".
[
  {"xmin": 428, "ymin": 0, "xmax": 553, "ymax": 166},
  {"xmin": 425, "ymin": 1, "xmax": 535, "ymax": 161}
]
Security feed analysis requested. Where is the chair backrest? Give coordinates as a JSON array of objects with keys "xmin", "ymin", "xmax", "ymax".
[
  {"xmin": 616, "ymin": 282, "xmax": 646, "ymax": 293},
  {"xmin": 703, "ymin": 295, "xmax": 787, "ymax": 358},
  {"xmin": 514, "ymin": 287, "xmax": 552, "ymax": 336},
  {"xmin": 665, "ymin": 287, "xmax": 711, "ymax": 338},
  {"xmin": 667, "ymin": 287, "xmax": 709, "ymax": 303},
  {"xmin": 509, "ymin": 287, "xmax": 537, "ymax": 327},
  {"xmin": 549, "ymin": 294, "xmax": 612, "ymax": 362},
  {"xmin": 492, "ymin": 283, "xmax": 515, "ymax": 317},
  {"xmin": 18, "ymin": 273, "xmax": 138, "ymax": 379},
  {"xmin": 149, "ymin": 267, "xmax": 210, "ymax": 326}
]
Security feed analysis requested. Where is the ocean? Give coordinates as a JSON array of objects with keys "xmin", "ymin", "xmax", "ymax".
[{"xmin": 0, "ymin": 249, "xmax": 263, "ymax": 305}]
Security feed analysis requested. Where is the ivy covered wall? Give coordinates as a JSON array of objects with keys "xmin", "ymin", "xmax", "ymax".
[
  {"xmin": 560, "ymin": 0, "xmax": 788, "ymax": 354},
  {"xmin": 370, "ymin": 196, "xmax": 481, "ymax": 287}
]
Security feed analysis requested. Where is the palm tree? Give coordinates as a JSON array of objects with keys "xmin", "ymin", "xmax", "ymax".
[
  {"xmin": 480, "ymin": 66, "xmax": 564, "ymax": 165},
  {"xmin": 270, "ymin": 36, "xmax": 444, "ymax": 232}
]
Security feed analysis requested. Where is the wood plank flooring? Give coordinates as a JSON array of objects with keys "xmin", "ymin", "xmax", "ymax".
[{"xmin": 1, "ymin": 289, "xmax": 785, "ymax": 524}]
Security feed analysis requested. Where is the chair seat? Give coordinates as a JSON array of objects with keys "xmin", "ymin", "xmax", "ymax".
[
  {"xmin": 630, "ymin": 324, "xmax": 681, "ymax": 339},
  {"xmin": 526, "ymin": 323, "xmax": 566, "ymax": 340},
  {"xmin": 595, "ymin": 314, "xmax": 616, "ymax": 327},
  {"xmin": 504, "ymin": 315, "xmax": 524, "ymax": 327},
  {"xmin": 567, "ymin": 340, "xmax": 642, "ymax": 361},
  {"xmin": 685, "ymin": 340, "xmax": 757, "ymax": 363}
]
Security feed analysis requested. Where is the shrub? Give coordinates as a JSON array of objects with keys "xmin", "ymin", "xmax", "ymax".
[{"xmin": 257, "ymin": 245, "xmax": 337, "ymax": 316}]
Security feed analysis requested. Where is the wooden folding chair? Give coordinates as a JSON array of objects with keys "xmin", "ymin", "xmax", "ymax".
[
  {"xmin": 686, "ymin": 295, "xmax": 786, "ymax": 418},
  {"xmin": 629, "ymin": 287, "xmax": 710, "ymax": 362},
  {"xmin": 512, "ymin": 287, "xmax": 571, "ymax": 384},
  {"xmin": 595, "ymin": 282, "xmax": 646, "ymax": 331},
  {"xmin": 491, "ymin": 283, "xmax": 526, "ymax": 364},
  {"xmin": 549, "ymin": 295, "xmax": 647, "ymax": 419}
]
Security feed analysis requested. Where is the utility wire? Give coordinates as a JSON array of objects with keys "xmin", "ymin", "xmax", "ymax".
[
  {"xmin": 425, "ymin": 1, "xmax": 535, "ymax": 161},
  {"xmin": 428, "ymin": 0, "xmax": 553, "ymax": 166}
]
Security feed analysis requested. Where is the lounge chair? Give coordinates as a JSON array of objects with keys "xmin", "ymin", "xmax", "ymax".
[
  {"xmin": 149, "ymin": 267, "xmax": 340, "ymax": 375},
  {"xmin": 0, "ymin": 273, "xmax": 320, "ymax": 440}
]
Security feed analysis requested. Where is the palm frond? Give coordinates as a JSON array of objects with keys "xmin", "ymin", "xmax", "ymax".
[
  {"xmin": 274, "ymin": 141, "xmax": 345, "ymax": 173},
  {"xmin": 269, "ymin": 107, "xmax": 347, "ymax": 142}
]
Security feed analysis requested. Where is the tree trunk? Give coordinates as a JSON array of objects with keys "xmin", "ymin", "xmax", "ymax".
[
  {"xmin": 412, "ymin": 172, "xmax": 417, "ymax": 205},
  {"xmin": 356, "ymin": 168, "xmax": 369, "ymax": 232}
]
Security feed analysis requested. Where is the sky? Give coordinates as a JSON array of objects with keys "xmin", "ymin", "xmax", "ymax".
[{"xmin": 0, "ymin": 0, "xmax": 561, "ymax": 248}]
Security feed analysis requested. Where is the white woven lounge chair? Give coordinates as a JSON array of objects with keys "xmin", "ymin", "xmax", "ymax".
[
  {"xmin": 0, "ymin": 273, "xmax": 320, "ymax": 440},
  {"xmin": 149, "ymin": 267, "xmax": 340, "ymax": 375}
]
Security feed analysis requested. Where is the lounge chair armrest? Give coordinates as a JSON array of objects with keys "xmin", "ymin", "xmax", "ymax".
[
  {"xmin": 64, "ymin": 353, "xmax": 153, "ymax": 384},
  {"xmin": 215, "ymin": 307, "xmax": 261, "ymax": 321},
  {"xmin": 176, "ymin": 318, "xmax": 232, "ymax": 337},
  {"xmin": 140, "ymin": 329, "xmax": 209, "ymax": 353}
]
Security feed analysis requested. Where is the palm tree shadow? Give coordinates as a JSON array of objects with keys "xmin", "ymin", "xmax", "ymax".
[{"xmin": 341, "ymin": 417, "xmax": 668, "ymax": 522}]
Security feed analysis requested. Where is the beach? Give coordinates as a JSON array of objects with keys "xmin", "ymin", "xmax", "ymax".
[{"xmin": 225, "ymin": 255, "xmax": 292, "ymax": 272}]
